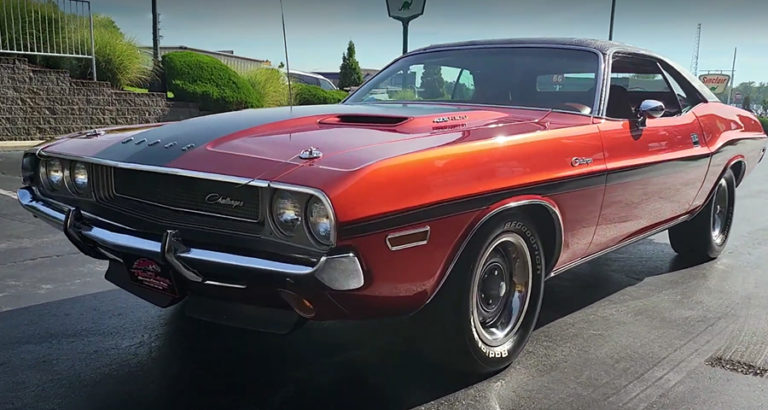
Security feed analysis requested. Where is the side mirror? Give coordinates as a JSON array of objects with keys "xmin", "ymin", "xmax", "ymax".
[{"xmin": 636, "ymin": 99, "xmax": 665, "ymax": 128}]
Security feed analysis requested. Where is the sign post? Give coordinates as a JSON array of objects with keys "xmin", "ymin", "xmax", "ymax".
[{"xmin": 386, "ymin": 0, "xmax": 427, "ymax": 54}]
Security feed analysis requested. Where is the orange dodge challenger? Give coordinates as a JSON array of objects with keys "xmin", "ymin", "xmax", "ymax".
[{"xmin": 18, "ymin": 39, "xmax": 767, "ymax": 373}]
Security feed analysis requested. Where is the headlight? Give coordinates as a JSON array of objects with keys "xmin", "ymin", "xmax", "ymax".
[
  {"xmin": 45, "ymin": 159, "xmax": 64, "ymax": 188},
  {"xmin": 307, "ymin": 196, "xmax": 333, "ymax": 245},
  {"xmin": 71, "ymin": 162, "xmax": 89, "ymax": 192},
  {"xmin": 272, "ymin": 190, "xmax": 302, "ymax": 235}
]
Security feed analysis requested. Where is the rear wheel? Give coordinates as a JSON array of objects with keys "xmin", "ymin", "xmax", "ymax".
[
  {"xmin": 669, "ymin": 169, "xmax": 736, "ymax": 259},
  {"xmin": 424, "ymin": 214, "xmax": 545, "ymax": 374}
]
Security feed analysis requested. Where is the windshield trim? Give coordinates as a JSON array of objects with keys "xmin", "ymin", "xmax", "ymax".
[{"xmin": 343, "ymin": 44, "xmax": 606, "ymax": 117}]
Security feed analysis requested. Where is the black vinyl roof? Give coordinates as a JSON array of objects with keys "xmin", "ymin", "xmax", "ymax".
[{"xmin": 412, "ymin": 38, "xmax": 653, "ymax": 56}]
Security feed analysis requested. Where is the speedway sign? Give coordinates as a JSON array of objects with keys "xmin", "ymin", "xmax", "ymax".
[{"xmin": 699, "ymin": 74, "xmax": 731, "ymax": 94}]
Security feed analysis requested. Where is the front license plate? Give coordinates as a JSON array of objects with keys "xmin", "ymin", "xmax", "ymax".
[{"xmin": 125, "ymin": 257, "xmax": 179, "ymax": 297}]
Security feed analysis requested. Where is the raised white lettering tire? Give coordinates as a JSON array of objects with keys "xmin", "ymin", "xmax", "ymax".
[{"xmin": 423, "ymin": 213, "xmax": 545, "ymax": 374}]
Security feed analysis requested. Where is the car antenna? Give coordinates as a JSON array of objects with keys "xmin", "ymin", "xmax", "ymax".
[{"xmin": 279, "ymin": 0, "xmax": 294, "ymax": 111}]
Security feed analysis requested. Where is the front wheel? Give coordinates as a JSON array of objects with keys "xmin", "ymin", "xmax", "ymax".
[
  {"xmin": 669, "ymin": 169, "xmax": 736, "ymax": 259},
  {"xmin": 423, "ymin": 214, "xmax": 545, "ymax": 374}
]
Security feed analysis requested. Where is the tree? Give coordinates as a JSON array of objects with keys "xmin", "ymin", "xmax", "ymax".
[
  {"xmin": 338, "ymin": 41, "xmax": 363, "ymax": 89},
  {"xmin": 742, "ymin": 95, "xmax": 752, "ymax": 111},
  {"xmin": 420, "ymin": 64, "xmax": 445, "ymax": 99}
]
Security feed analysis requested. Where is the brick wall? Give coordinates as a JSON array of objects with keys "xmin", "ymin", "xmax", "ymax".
[{"xmin": 0, "ymin": 57, "xmax": 171, "ymax": 141}]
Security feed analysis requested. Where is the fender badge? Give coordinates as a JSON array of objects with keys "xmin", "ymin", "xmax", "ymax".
[
  {"xmin": 299, "ymin": 146, "xmax": 323, "ymax": 160},
  {"xmin": 571, "ymin": 157, "xmax": 593, "ymax": 167}
]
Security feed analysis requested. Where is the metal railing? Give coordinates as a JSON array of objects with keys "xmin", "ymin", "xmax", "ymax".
[{"xmin": 0, "ymin": 0, "xmax": 96, "ymax": 80}]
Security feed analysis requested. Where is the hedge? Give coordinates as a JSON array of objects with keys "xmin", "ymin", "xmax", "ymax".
[
  {"xmin": 162, "ymin": 51, "xmax": 262, "ymax": 112},
  {"xmin": 759, "ymin": 117, "xmax": 768, "ymax": 134},
  {"xmin": 292, "ymin": 84, "xmax": 347, "ymax": 105}
]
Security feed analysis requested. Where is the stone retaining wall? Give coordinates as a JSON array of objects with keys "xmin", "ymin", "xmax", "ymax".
[{"xmin": 0, "ymin": 57, "xmax": 171, "ymax": 141}]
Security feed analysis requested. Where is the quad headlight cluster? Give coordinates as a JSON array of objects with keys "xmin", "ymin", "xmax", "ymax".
[
  {"xmin": 37, "ymin": 158, "xmax": 90, "ymax": 195},
  {"xmin": 271, "ymin": 189, "xmax": 335, "ymax": 246}
]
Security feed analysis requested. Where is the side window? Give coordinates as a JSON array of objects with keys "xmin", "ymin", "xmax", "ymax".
[
  {"xmin": 606, "ymin": 55, "xmax": 682, "ymax": 119},
  {"xmin": 660, "ymin": 67, "xmax": 690, "ymax": 113},
  {"xmin": 659, "ymin": 62, "xmax": 705, "ymax": 113}
]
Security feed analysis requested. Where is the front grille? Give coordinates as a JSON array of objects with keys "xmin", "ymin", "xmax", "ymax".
[{"xmin": 92, "ymin": 165, "xmax": 261, "ymax": 230}]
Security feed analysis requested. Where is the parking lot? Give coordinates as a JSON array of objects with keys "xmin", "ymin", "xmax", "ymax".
[{"xmin": 1, "ymin": 150, "xmax": 767, "ymax": 410}]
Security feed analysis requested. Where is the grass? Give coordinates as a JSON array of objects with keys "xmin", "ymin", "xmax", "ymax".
[{"xmin": 123, "ymin": 86, "xmax": 174, "ymax": 99}]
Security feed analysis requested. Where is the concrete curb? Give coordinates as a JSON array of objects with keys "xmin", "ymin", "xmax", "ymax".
[{"xmin": 0, "ymin": 140, "xmax": 44, "ymax": 151}]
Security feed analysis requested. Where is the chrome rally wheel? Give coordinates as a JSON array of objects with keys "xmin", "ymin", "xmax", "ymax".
[
  {"xmin": 669, "ymin": 168, "xmax": 735, "ymax": 260},
  {"xmin": 470, "ymin": 233, "xmax": 532, "ymax": 348},
  {"xmin": 422, "ymin": 213, "xmax": 545, "ymax": 374},
  {"xmin": 711, "ymin": 178, "xmax": 729, "ymax": 246}
]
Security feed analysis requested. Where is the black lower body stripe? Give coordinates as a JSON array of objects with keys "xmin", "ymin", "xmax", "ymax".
[{"xmin": 339, "ymin": 154, "xmax": 717, "ymax": 239}]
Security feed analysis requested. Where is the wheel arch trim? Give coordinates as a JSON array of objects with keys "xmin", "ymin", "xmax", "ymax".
[{"xmin": 423, "ymin": 195, "xmax": 563, "ymax": 308}]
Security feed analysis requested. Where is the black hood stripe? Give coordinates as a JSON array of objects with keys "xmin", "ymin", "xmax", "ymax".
[{"xmin": 93, "ymin": 104, "xmax": 479, "ymax": 166}]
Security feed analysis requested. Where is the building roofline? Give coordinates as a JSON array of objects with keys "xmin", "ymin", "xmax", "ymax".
[{"xmin": 140, "ymin": 45, "xmax": 269, "ymax": 64}]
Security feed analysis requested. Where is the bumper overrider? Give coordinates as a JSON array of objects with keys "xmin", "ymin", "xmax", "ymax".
[{"xmin": 17, "ymin": 187, "xmax": 365, "ymax": 322}]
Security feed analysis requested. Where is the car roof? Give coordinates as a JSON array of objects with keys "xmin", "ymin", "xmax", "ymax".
[
  {"xmin": 288, "ymin": 70, "xmax": 332, "ymax": 81},
  {"xmin": 412, "ymin": 38, "xmax": 655, "ymax": 56}
]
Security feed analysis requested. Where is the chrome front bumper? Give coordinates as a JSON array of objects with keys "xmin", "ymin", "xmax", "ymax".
[{"xmin": 17, "ymin": 187, "xmax": 364, "ymax": 291}]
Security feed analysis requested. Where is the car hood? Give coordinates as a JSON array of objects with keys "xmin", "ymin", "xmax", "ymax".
[{"xmin": 41, "ymin": 103, "xmax": 582, "ymax": 181}]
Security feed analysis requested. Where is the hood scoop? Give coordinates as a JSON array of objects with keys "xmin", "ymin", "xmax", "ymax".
[{"xmin": 319, "ymin": 114, "xmax": 410, "ymax": 127}]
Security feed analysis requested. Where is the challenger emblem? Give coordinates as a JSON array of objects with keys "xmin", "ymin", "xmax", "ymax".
[
  {"xmin": 205, "ymin": 193, "xmax": 245, "ymax": 208},
  {"xmin": 571, "ymin": 157, "xmax": 593, "ymax": 167},
  {"xmin": 299, "ymin": 146, "xmax": 323, "ymax": 160}
]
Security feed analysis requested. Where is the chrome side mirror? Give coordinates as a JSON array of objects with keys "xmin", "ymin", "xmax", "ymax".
[{"xmin": 636, "ymin": 99, "xmax": 665, "ymax": 128}]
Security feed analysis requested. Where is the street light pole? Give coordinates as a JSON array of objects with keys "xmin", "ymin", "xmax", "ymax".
[{"xmin": 609, "ymin": 0, "xmax": 616, "ymax": 41}]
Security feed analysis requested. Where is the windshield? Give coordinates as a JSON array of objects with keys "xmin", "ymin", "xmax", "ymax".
[{"xmin": 346, "ymin": 47, "xmax": 600, "ymax": 114}]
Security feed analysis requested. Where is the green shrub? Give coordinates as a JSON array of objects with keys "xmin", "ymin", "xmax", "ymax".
[
  {"xmin": 163, "ymin": 51, "xmax": 262, "ymax": 112},
  {"xmin": 389, "ymin": 89, "xmax": 417, "ymax": 101},
  {"xmin": 293, "ymin": 84, "xmax": 347, "ymax": 105},
  {"xmin": 243, "ymin": 68, "xmax": 289, "ymax": 107},
  {"xmin": 87, "ymin": 15, "xmax": 150, "ymax": 88},
  {"xmin": 0, "ymin": 1, "xmax": 148, "ymax": 88},
  {"xmin": 759, "ymin": 117, "xmax": 768, "ymax": 134}
]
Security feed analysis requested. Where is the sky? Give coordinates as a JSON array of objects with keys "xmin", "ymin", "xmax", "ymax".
[{"xmin": 94, "ymin": 0, "xmax": 768, "ymax": 84}]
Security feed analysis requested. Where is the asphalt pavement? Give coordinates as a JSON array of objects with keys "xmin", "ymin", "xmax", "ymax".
[{"xmin": 1, "ymin": 150, "xmax": 767, "ymax": 409}]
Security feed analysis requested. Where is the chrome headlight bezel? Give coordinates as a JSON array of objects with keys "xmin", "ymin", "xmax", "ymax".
[
  {"xmin": 70, "ymin": 162, "xmax": 89, "ymax": 193},
  {"xmin": 271, "ymin": 189, "xmax": 304, "ymax": 237},
  {"xmin": 44, "ymin": 158, "xmax": 64, "ymax": 189},
  {"xmin": 306, "ymin": 196, "xmax": 334, "ymax": 246}
]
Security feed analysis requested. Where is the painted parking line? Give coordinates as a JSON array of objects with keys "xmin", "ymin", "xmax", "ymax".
[{"xmin": 0, "ymin": 188, "xmax": 18, "ymax": 200}]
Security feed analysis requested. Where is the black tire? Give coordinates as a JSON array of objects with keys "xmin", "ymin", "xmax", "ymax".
[
  {"xmin": 669, "ymin": 169, "xmax": 736, "ymax": 259},
  {"xmin": 422, "ymin": 213, "xmax": 545, "ymax": 374}
]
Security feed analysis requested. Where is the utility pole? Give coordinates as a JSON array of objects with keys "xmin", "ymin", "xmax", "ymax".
[
  {"xmin": 690, "ymin": 23, "xmax": 701, "ymax": 76},
  {"xmin": 152, "ymin": 0, "xmax": 160, "ymax": 62},
  {"xmin": 608, "ymin": 0, "xmax": 616, "ymax": 40},
  {"xmin": 727, "ymin": 47, "xmax": 737, "ymax": 105}
]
